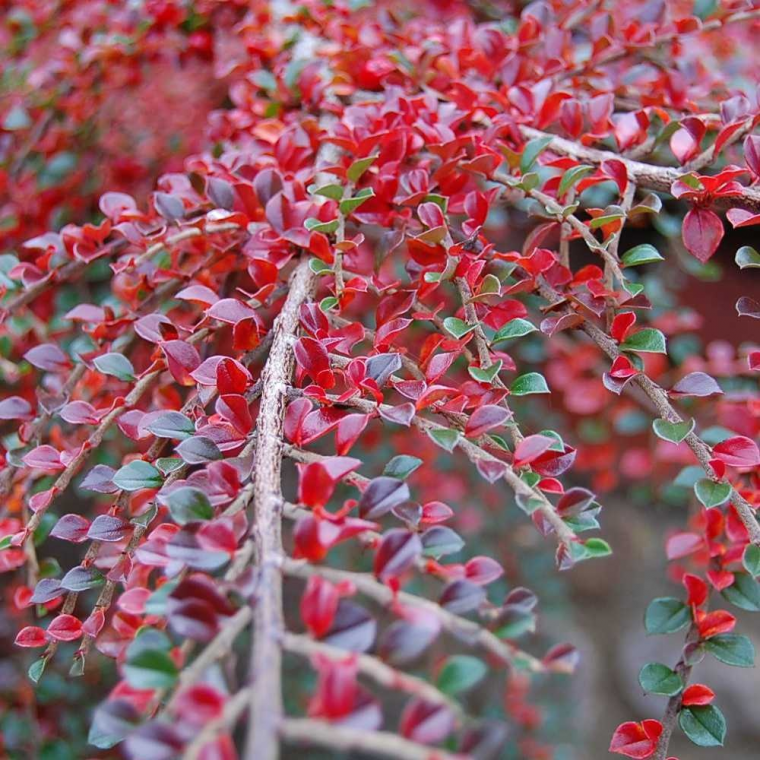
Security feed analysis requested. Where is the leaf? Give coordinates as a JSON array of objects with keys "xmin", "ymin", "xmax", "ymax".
[
  {"xmin": 558, "ymin": 164, "xmax": 594, "ymax": 197},
  {"xmin": 88, "ymin": 701, "xmax": 139, "ymax": 750},
  {"xmin": 670, "ymin": 372, "xmax": 722, "ymax": 397},
  {"xmin": 520, "ymin": 136, "xmax": 553, "ymax": 173},
  {"xmin": 620, "ymin": 328, "xmax": 667, "ymax": 354},
  {"xmin": 176, "ymin": 436, "xmax": 223, "ymax": 465},
  {"xmin": 166, "ymin": 487, "xmax": 214, "ymax": 525},
  {"xmin": 652, "ymin": 418, "xmax": 694, "ymax": 443},
  {"xmin": 679, "ymin": 705, "xmax": 726, "ymax": 747},
  {"xmin": 644, "ymin": 597, "xmax": 690, "ymax": 635},
  {"xmin": 621, "ymin": 244, "xmax": 664, "ymax": 267},
  {"xmin": 421, "ymin": 526, "xmax": 465, "ymax": 558},
  {"xmin": 339, "ymin": 187, "xmax": 374, "ymax": 214},
  {"xmin": 347, "ymin": 155, "xmax": 378, "ymax": 183},
  {"xmin": 113, "ymin": 461, "xmax": 163, "ymax": 492},
  {"xmin": 682, "ymin": 206, "xmax": 724, "ymax": 263},
  {"xmin": 638, "ymin": 662, "xmax": 683, "ymax": 696},
  {"xmin": 468, "ymin": 360, "xmax": 502, "ymax": 385},
  {"xmin": 736, "ymin": 296, "xmax": 760, "ymax": 319},
  {"xmin": 510, "ymin": 372, "xmax": 550, "ymax": 395},
  {"xmin": 735, "ymin": 246, "xmax": 760, "ymax": 269},
  {"xmin": 124, "ymin": 649, "xmax": 178, "ymax": 690},
  {"xmin": 721, "ymin": 572, "xmax": 760, "ymax": 611},
  {"xmin": 705, "ymin": 633, "xmax": 755, "ymax": 667},
  {"xmin": 694, "ymin": 479, "xmax": 731, "ymax": 508},
  {"xmin": 146, "ymin": 411, "xmax": 195, "ymax": 440},
  {"xmin": 311, "ymin": 183, "xmax": 344, "ymax": 201},
  {"xmin": 93, "ymin": 352, "xmax": 135, "ymax": 383},
  {"xmin": 358, "ymin": 477, "xmax": 410, "ymax": 520},
  {"xmin": 492, "ymin": 318, "xmax": 537, "ymax": 344},
  {"xmin": 383, "ymin": 455, "xmax": 423, "ymax": 480},
  {"xmin": 712, "ymin": 435, "xmax": 760, "ymax": 467},
  {"xmin": 427, "ymin": 427, "xmax": 461, "ymax": 452},
  {"xmin": 304, "ymin": 217, "xmax": 339, "ymax": 234},
  {"xmin": 442, "ymin": 317, "xmax": 476, "ymax": 339},
  {"xmin": 60, "ymin": 566, "xmax": 105, "ymax": 592},
  {"xmin": 374, "ymin": 529, "xmax": 422, "ymax": 580},
  {"xmin": 743, "ymin": 544, "xmax": 760, "ymax": 576},
  {"xmin": 437, "ymin": 655, "xmax": 487, "ymax": 695}
]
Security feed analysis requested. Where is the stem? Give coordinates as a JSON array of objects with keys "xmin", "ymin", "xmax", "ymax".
[
  {"xmin": 282, "ymin": 557, "xmax": 545, "ymax": 672},
  {"xmin": 281, "ymin": 718, "xmax": 464, "ymax": 760},
  {"xmin": 245, "ymin": 259, "xmax": 315, "ymax": 760}
]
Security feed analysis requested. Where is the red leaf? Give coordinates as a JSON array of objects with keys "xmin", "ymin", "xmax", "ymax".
[
  {"xmin": 374, "ymin": 529, "xmax": 422, "ymax": 581},
  {"xmin": 665, "ymin": 532, "xmax": 703, "ymax": 560},
  {"xmin": 465, "ymin": 404, "xmax": 511, "ymax": 437},
  {"xmin": 161, "ymin": 340, "xmax": 201, "ymax": 386},
  {"xmin": 712, "ymin": 436, "xmax": 760, "ymax": 468},
  {"xmin": 0, "ymin": 396, "xmax": 34, "ymax": 421},
  {"xmin": 697, "ymin": 609, "xmax": 736, "ymax": 639},
  {"xmin": 15, "ymin": 626, "xmax": 47, "ymax": 648},
  {"xmin": 682, "ymin": 207, "xmax": 723, "ymax": 263},
  {"xmin": 400, "ymin": 699, "xmax": 454, "ymax": 745},
  {"xmin": 51, "ymin": 514, "xmax": 91, "ymax": 543},
  {"xmin": 609, "ymin": 720, "xmax": 662, "ymax": 758},
  {"xmin": 681, "ymin": 684, "xmax": 715, "ymax": 706},
  {"xmin": 513, "ymin": 435, "xmax": 555, "ymax": 467},
  {"xmin": 47, "ymin": 614, "xmax": 83, "ymax": 642},
  {"xmin": 301, "ymin": 575, "xmax": 339, "ymax": 638}
]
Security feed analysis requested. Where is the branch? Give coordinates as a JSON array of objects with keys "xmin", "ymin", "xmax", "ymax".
[
  {"xmin": 282, "ymin": 632, "xmax": 464, "ymax": 717},
  {"xmin": 245, "ymin": 259, "xmax": 315, "ymax": 760},
  {"xmin": 282, "ymin": 557, "xmax": 545, "ymax": 672},
  {"xmin": 280, "ymin": 718, "xmax": 465, "ymax": 760},
  {"xmin": 517, "ymin": 126, "xmax": 760, "ymax": 212},
  {"xmin": 535, "ymin": 278, "xmax": 760, "ymax": 544}
]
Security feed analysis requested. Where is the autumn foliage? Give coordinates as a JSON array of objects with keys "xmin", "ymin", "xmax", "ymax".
[{"xmin": 1, "ymin": 0, "xmax": 759, "ymax": 758}]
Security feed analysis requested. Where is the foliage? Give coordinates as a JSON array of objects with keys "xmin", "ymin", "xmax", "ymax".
[{"xmin": 0, "ymin": 1, "xmax": 759, "ymax": 759}]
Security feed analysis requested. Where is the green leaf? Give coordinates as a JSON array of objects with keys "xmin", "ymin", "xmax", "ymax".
[
  {"xmin": 93, "ymin": 353, "xmax": 135, "ymax": 382},
  {"xmin": 622, "ymin": 244, "xmax": 664, "ymax": 267},
  {"xmin": 621, "ymin": 328, "xmax": 667, "ymax": 354},
  {"xmin": 705, "ymin": 633, "xmax": 755, "ymax": 668},
  {"xmin": 652, "ymin": 418, "xmax": 694, "ymax": 443},
  {"xmin": 558, "ymin": 164, "xmax": 594, "ymax": 197},
  {"xmin": 638, "ymin": 662, "xmax": 683, "ymax": 696},
  {"xmin": 304, "ymin": 217, "xmax": 339, "ymax": 234},
  {"xmin": 176, "ymin": 436, "xmax": 223, "ymax": 465},
  {"xmin": 88, "ymin": 701, "xmax": 137, "ymax": 749},
  {"xmin": 437, "ymin": 655, "xmax": 488, "ymax": 695},
  {"xmin": 252, "ymin": 69, "xmax": 277, "ymax": 91},
  {"xmin": 520, "ymin": 136, "xmax": 553, "ymax": 173},
  {"xmin": 743, "ymin": 545, "xmax": 760, "ymax": 577},
  {"xmin": 166, "ymin": 486, "xmax": 214, "ymax": 525},
  {"xmin": 339, "ymin": 187, "xmax": 374, "ymax": 214},
  {"xmin": 589, "ymin": 209, "xmax": 624, "ymax": 228},
  {"xmin": 28, "ymin": 657, "xmax": 47, "ymax": 684},
  {"xmin": 694, "ymin": 479, "xmax": 731, "ymax": 508},
  {"xmin": 146, "ymin": 411, "xmax": 195, "ymax": 440},
  {"xmin": 113, "ymin": 460, "xmax": 163, "ymax": 492},
  {"xmin": 735, "ymin": 246, "xmax": 760, "ymax": 269},
  {"xmin": 347, "ymin": 155, "xmax": 378, "ymax": 183},
  {"xmin": 3, "ymin": 105, "xmax": 32, "ymax": 131},
  {"xmin": 721, "ymin": 571, "xmax": 760, "ymax": 611},
  {"xmin": 124, "ymin": 649, "xmax": 178, "ymax": 690},
  {"xmin": 427, "ymin": 427, "xmax": 461, "ymax": 453},
  {"xmin": 644, "ymin": 597, "xmax": 690, "ymax": 635},
  {"xmin": 443, "ymin": 317, "xmax": 476, "ymax": 339},
  {"xmin": 510, "ymin": 372, "xmax": 550, "ymax": 396},
  {"xmin": 319, "ymin": 296, "xmax": 339, "ymax": 312},
  {"xmin": 679, "ymin": 705, "xmax": 726, "ymax": 747},
  {"xmin": 468, "ymin": 360, "xmax": 502, "ymax": 385},
  {"xmin": 61, "ymin": 566, "xmax": 105, "ymax": 592},
  {"xmin": 492, "ymin": 318, "xmax": 536, "ymax": 343},
  {"xmin": 383, "ymin": 455, "xmax": 423, "ymax": 480},
  {"xmin": 156, "ymin": 457, "xmax": 184, "ymax": 476},
  {"xmin": 309, "ymin": 258, "xmax": 332, "ymax": 274},
  {"xmin": 311, "ymin": 184, "xmax": 344, "ymax": 201}
]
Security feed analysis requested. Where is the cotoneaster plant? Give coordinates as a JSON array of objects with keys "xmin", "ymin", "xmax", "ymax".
[{"xmin": 0, "ymin": 1, "xmax": 759, "ymax": 759}]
